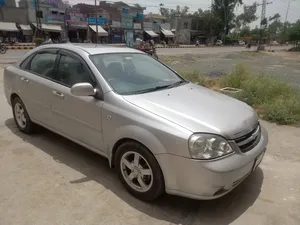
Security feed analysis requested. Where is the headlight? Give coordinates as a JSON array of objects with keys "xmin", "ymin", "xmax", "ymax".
[{"xmin": 188, "ymin": 134, "xmax": 234, "ymax": 160}]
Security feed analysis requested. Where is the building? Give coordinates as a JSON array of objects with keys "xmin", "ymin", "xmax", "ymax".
[
  {"xmin": 73, "ymin": 1, "xmax": 145, "ymax": 44},
  {"xmin": 2, "ymin": 0, "xmax": 16, "ymax": 7},
  {"xmin": 143, "ymin": 14, "xmax": 174, "ymax": 43},
  {"xmin": 64, "ymin": 7, "xmax": 88, "ymax": 42},
  {"xmin": 0, "ymin": 1, "xmax": 30, "ymax": 42},
  {"xmin": 18, "ymin": 0, "xmax": 67, "ymax": 40}
]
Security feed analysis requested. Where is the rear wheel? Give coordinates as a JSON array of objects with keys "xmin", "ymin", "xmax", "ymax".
[
  {"xmin": 115, "ymin": 141, "xmax": 165, "ymax": 201},
  {"xmin": 12, "ymin": 97, "xmax": 36, "ymax": 134}
]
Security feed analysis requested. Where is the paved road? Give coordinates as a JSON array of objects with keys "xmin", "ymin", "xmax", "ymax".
[
  {"xmin": 0, "ymin": 45, "xmax": 291, "ymax": 64},
  {"xmin": 0, "ymin": 66, "xmax": 299, "ymax": 225}
]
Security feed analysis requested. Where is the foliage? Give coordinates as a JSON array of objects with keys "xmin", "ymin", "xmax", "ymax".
[
  {"xmin": 235, "ymin": 3, "xmax": 257, "ymax": 28},
  {"xmin": 288, "ymin": 20, "xmax": 300, "ymax": 42},
  {"xmin": 179, "ymin": 65, "xmax": 300, "ymax": 125}
]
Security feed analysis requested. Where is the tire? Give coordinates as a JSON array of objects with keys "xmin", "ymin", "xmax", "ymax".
[
  {"xmin": 0, "ymin": 47, "xmax": 7, "ymax": 54},
  {"xmin": 115, "ymin": 141, "xmax": 165, "ymax": 201},
  {"xmin": 12, "ymin": 97, "xmax": 36, "ymax": 134}
]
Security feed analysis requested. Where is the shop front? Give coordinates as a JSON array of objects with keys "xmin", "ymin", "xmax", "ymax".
[
  {"xmin": 160, "ymin": 23, "xmax": 174, "ymax": 44},
  {"xmin": 88, "ymin": 17, "xmax": 108, "ymax": 43},
  {"xmin": 65, "ymin": 12, "xmax": 88, "ymax": 43},
  {"xmin": 32, "ymin": 23, "xmax": 62, "ymax": 40},
  {"xmin": 88, "ymin": 25, "xmax": 108, "ymax": 43},
  {"xmin": 110, "ymin": 21, "xmax": 123, "ymax": 43},
  {"xmin": 18, "ymin": 24, "xmax": 33, "ymax": 43},
  {"xmin": 0, "ymin": 22, "xmax": 19, "ymax": 43},
  {"xmin": 143, "ymin": 22, "xmax": 159, "ymax": 42}
]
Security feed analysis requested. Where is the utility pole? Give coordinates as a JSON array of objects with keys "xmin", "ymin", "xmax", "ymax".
[
  {"xmin": 33, "ymin": 0, "xmax": 42, "ymax": 40},
  {"xmin": 283, "ymin": 0, "xmax": 292, "ymax": 42},
  {"xmin": 257, "ymin": 0, "xmax": 272, "ymax": 50},
  {"xmin": 284, "ymin": 0, "xmax": 291, "ymax": 23},
  {"xmin": 222, "ymin": 0, "xmax": 227, "ymax": 45},
  {"xmin": 95, "ymin": 0, "xmax": 99, "ymax": 43},
  {"xmin": 209, "ymin": 0, "xmax": 213, "ymax": 44}
]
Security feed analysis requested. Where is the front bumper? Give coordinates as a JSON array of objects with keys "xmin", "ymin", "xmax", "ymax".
[{"xmin": 156, "ymin": 126, "xmax": 268, "ymax": 200}]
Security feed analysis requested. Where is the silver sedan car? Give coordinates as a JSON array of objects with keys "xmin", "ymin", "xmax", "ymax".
[{"xmin": 3, "ymin": 44, "xmax": 268, "ymax": 201}]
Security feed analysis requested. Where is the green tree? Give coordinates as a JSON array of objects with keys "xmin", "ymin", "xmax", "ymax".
[
  {"xmin": 236, "ymin": 3, "xmax": 258, "ymax": 27},
  {"xmin": 212, "ymin": 0, "xmax": 243, "ymax": 38},
  {"xmin": 268, "ymin": 13, "xmax": 283, "ymax": 41},
  {"xmin": 287, "ymin": 20, "xmax": 300, "ymax": 44}
]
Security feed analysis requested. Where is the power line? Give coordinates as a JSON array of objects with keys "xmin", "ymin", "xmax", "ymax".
[{"xmin": 273, "ymin": 1, "xmax": 300, "ymax": 20}]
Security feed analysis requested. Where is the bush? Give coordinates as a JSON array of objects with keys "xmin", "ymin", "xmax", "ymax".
[
  {"xmin": 238, "ymin": 75, "xmax": 293, "ymax": 106},
  {"xmin": 220, "ymin": 64, "xmax": 249, "ymax": 88},
  {"xmin": 180, "ymin": 71, "xmax": 218, "ymax": 88},
  {"xmin": 262, "ymin": 96, "xmax": 300, "ymax": 124}
]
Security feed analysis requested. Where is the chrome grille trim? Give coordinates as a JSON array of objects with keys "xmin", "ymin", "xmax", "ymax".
[{"xmin": 234, "ymin": 124, "xmax": 261, "ymax": 153}]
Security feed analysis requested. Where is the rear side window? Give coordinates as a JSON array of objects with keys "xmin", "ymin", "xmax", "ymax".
[
  {"xmin": 29, "ymin": 53, "xmax": 57, "ymax": 79},
  {"xmin": 20, "ymin": 54, "xmax": 35, "ymax": 69}
]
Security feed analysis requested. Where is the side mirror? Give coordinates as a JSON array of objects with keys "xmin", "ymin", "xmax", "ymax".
[{"xmin": 71, "ymin": 83, "xmax": 96, "ymax": 97}]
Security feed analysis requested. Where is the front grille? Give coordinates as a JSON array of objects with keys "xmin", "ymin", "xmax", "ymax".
[{"xmin": 234, "ymin": 124, "xmax": 261, "ymax": 153}]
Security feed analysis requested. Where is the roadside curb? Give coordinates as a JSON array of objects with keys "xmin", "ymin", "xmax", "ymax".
[{"xmin": 7, "ymin": 46, "xmax": 35, "ymax": 50}]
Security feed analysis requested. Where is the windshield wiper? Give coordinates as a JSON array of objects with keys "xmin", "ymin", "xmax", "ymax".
[
  {"xmin": 133, "ymin": 84, "xmax": 171, "ymax": 94},
  {"xmin": 167, "ymin": 80, "xmax": 188, "ymax": 89}
]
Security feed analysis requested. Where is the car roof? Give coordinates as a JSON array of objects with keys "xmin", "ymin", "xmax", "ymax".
[{"xmin": 36, "ymin": 43, "xmax": 142, "ymax": 55}]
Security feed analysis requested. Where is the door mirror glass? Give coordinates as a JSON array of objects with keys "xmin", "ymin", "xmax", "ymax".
[{"xmin": 71, "ymin": 83, "xmax": 96, "ymax": 97}]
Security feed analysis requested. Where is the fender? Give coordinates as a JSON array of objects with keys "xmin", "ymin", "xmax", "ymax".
[{"xmin": 106, "ymin": 125, "xmax": 167, "ymax": 167}]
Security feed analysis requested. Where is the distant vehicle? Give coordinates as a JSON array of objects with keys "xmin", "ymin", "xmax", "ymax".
[
  {"xmin": 216, "ymin": 40, "xmax": 223, "ymax": 46},
  {"xmin": 4, "ymin": 44, "xmax": 268, "ymax": 201},
  {"xmin": 271, "ymin": 41, "xmax": 279, "ymax": 46},
  {"xmin": 239, "ymin": 40, "xmax": 245, "ymax": 45}
]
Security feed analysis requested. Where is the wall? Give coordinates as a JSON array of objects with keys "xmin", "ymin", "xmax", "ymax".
[
  {"xmin": 3, "ymin": 0, "xmax": 16, "ymax": 7},
  {"xmin": 25, "ymin": 0, "xmax": 66, "ymax": 24},
  {"xmin": 176, "ymin": 29, "xmax": 190, "ymax": 44},
  {"xmin": 0, "ymin": 7, "xmax": 29, "ymax": 24}
]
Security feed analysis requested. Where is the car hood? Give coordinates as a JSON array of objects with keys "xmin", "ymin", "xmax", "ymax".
[{"xmin": 123, "ymin": 83, "xmax": 258, "ymax": 139}]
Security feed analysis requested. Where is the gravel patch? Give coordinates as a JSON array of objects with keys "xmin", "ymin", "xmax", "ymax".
[{"xmin": 161, "ymin": 51, "xmax": 300, "ymax": 87}]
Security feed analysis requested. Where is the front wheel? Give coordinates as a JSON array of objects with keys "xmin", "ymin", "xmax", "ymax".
[{"xmin": 115, "ymin": 141, "xmax": 165, "ymax": 201}]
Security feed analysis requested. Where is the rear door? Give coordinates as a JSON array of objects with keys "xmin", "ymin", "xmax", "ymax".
[
  {"xmin": 18, "ymin": 48, "xmax": 59, "ymax": 127},
  {"xmin": 49, "ymin": 49, "xmax": 105, "ymax": 152}
]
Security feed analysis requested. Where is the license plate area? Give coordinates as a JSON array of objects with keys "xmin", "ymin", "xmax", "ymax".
[{"xmin": 252, "ymin": 150, "xmax": 265, "ymax": 172}]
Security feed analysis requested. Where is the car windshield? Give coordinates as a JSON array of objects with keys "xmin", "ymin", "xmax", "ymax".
[{"xmin": 89, "ymin": 53, "xmax": 187, "ymax": 95}]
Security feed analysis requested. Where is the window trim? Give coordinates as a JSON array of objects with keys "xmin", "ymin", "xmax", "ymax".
[
  {"xmin": 19, "ymin": 48, "xmax": 103, "ymax": 94},
  {"xmin": 20, "ymin": 48, "xmax": 60, "ymax": 83},
  {"xmin": 55, "ymin": 49, "xmax": 99, "ymax": 88}
]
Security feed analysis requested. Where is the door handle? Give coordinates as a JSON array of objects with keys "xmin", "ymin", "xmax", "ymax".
[
  {"xmin": 52, "ymin": 90, "xmax": 64, "ymax": 99},
  {"xmin": 21, "ymin": 77, "xmax": 29, "ymax": 83}
]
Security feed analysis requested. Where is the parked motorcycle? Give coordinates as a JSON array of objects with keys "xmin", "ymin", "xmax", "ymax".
[{"xmin": 0, "ymin": 43, "xmax": 7, "ymax": 54}]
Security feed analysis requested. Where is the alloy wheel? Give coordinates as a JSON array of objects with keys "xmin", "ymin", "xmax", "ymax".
[
  {"xmin": 120, "ymin": 151, "xmax": 153, "ymax": 192},
  {"xmin": 14, "ymin": 102, "xmax": 27, "ymax": 129}
]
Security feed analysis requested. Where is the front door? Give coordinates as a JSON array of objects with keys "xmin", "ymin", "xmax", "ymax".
[{"xmin": 50, "ymin": 50, "xmax": 105, "ymax": 152}]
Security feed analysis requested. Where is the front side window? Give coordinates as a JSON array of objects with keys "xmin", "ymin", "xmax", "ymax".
[
  {"xmin": 90, "ymin": 53, "xmax": 186, "ymax": 95},
  {"xmin": 29, "ymin": 52, "xmax": 57, "ymax": 79},
  {"xmin": 57, "ymin": 55, "xmax": 94, "ymax": 87}
]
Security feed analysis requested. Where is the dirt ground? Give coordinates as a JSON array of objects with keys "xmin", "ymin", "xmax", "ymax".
[
  {"xmin": 0, "ymin": 61, "xmax": 300, "ymax": 225},
  {"xmin": 160, "ymin": 51, "xmax": 300, "ymax": 87}
]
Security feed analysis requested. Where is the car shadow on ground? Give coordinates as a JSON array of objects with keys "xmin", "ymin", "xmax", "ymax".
[{"xmin": 5, "ymin": 118, "xmax": 264, "ymax": 225}]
